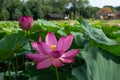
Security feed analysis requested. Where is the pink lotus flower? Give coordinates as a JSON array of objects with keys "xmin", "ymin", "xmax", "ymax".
[
  {"xmin": 26, "ymin": 32, "xmax": 80, "ymax": 69},
  {"xmin": 19, "ymin": 16, "xmax": 33, "ymax": 30}
]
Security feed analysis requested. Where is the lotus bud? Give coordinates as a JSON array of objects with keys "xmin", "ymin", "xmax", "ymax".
[{"xmin": 19, "ymin": 16, "xmax": 33, "ymax": 30}]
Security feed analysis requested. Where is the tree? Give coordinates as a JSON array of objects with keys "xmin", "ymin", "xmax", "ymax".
[
  {"xmin": 23, "ymin": 5, "xmax": 32, "ymax": 16},
  {"xmin": 0, "ymin": 8, "xmax": 9, "ymax": 20},
  {"xmin": 99, "ymin": 6, "xmax": 112, "ymax": 13},
  {"xmin": 12, "ymin": 8, "xmax": 22, "ymax": 20},
  {"xmin": 115, "ymin": 6, "xmax": 120, "ymax": 11},
  {"xmin": 8, "ymin": 0, "xmax": 23, "ymax": 20},
  {"xmin": 67, "ymin": 0, "xmax": 89, "ymax": 19},
  {"xmin": 92, "ymin": 7, "xmax": 100, "ymax": 19},
  {"xmin": 0, "ymin": 0, "xmax": 95, "ymax": 20},
  {"xmin": 0, "ymin": 0, "xmax": 11, "ymax": 9},
  {"xmin": 50, "ymin": 0, "xmax": 69, "ymax": 13}
]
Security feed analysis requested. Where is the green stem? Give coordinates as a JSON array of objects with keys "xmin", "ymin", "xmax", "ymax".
[
  {"xmin": 55, "ymin": 67, "xmax": 60, "ymax": 80},
  {"xmin": 13, "ymin": 63, "xmax": 17, "ymax": 80},
  {"xmin": 15, "ymin": 54, "xmax": 18, "ymax": 80},
  {"xmin": 24, "ymin": 30, "xmax": 29, "ymax": 70},
  {"xmin": 29, "ymin": 39, "xmax": 33, "ymax": 52},
  {"xmin": 26, "ymin": 30, "xmax": 29, "ymax": 39},
  {"xmin": 8, "ymin": 62, "xmax": 11, "ymax": 80},
  {"xmin": 26, "ymin": 30, "xmax": 32, "ymax": 52},
  {"xmin": 3, "ymin": 71, "xmax": 6, "ymax": 79},
  {"xmin": 25, "ymin": 30, "xmax": 32, "ymax": 70}
]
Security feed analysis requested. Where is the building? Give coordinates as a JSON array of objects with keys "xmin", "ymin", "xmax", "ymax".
[
  {"xmin": 98, "ymin": 12, "xmax": 116, "ymax": 20},
  {"xmin": 44, "ymin": 13, "xmax": 64, "ymax": 20},
  {"xmin": 116, "ymin": 12, "xmax": 120, "ymax": 19}
]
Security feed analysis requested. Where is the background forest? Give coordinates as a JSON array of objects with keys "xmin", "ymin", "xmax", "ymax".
[{"xmin": 0, "ymin": 0, "xmax": 120, "ymax": 20}]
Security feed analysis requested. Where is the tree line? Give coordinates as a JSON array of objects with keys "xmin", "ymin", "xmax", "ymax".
[{"xmin": 0, "ymin": 0, "xmax": 120, "ymax": 21}]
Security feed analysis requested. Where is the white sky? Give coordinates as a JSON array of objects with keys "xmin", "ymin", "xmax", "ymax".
[{"xmin": 89, "ymin": 0, "xmax": 120, "ymax": 8}]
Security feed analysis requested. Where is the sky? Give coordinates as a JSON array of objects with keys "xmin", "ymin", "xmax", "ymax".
[{"xmin": 89, "ymin": 0, "xmax": 120, "ymax": 8}]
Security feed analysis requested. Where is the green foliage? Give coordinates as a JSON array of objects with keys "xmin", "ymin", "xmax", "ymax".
[
  {"xmin": 102, "ymin": 25, "xmax": 120, "ymax": 39},
  {"xmin": 23, "ymin": 65, "xmax": 56, "ymax": 80},
  {"xmin": 78, "ymin": 19, "xmax": 120, "ymax": 56},
  {"xmin": 73, "ymin": 47, "xmax": 120, "ymax": 80},
  {"xmin": 0, "ymin": 21, "xmax": 20, "ymax": 40},
  {"xmin": 0, "ymin": 0, "xmax": 95, "ymax": 20},
  {"xmin": 0, "ymin": 8, "xmax": 9, "ymax": 20},
  {"xmin": 0, "ymin": 31, "xmax": 29, "ymax": 60},
  {"xmin": 12, "ymin": 8, "xmax": 22, "ymax": 20},
  {"xmin": 78, "ymin": 19, "xmax": 117, "ymax": 45},
  {"xmin": 33, "ymin": 19, "xmax": 61, "ymax": 32},
  {"xmin": 23, "ymin": 5, "xmax": 32, "ymax": 16},
  {"xmin": 72, "ymin": 19, "xmax": 120, "ymax": 80},
  {"xmin": 1, "ymin": 19, "xmax": 120, "ymax": 80}
]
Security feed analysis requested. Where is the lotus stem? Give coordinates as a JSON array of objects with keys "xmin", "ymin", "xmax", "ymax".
[
  {"xmin": 15, "ymin": 54, "xmax": 18, "ymax": 79},
  {"xmin": 55, "ymin": 67, "xmax": 60, "ymax": 80},
  {"xmin": 8, "ymin": 62, "xmax": 11, "ymax": 80}
]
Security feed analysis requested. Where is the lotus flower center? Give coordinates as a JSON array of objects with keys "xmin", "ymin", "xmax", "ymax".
[
  {"xmin": 51, "ymin": 51, "xmax": 61, "ymax": 58},
  {"xmin": 50, "ymin": 45, "xmax": 56, "ymax": 51}
]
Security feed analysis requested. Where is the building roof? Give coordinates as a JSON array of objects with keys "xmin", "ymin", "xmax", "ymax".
[{"xmin": 44, "ymin": 13, "xmax": 64, "ymax": 20}]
